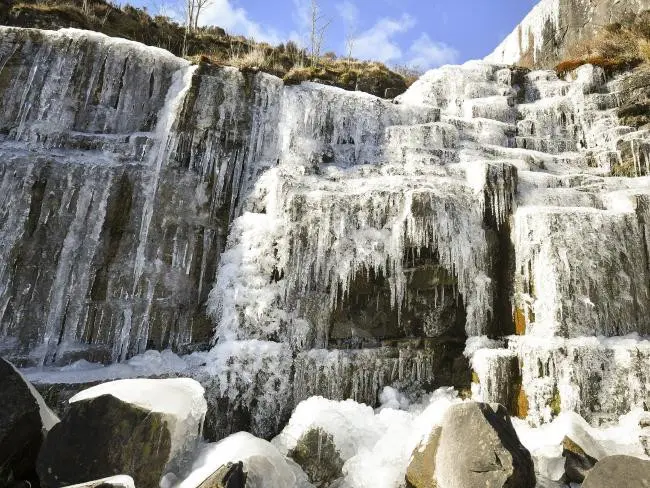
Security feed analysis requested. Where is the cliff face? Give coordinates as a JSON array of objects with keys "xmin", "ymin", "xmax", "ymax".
[
  {"xmin": 486, "ymin": 0, "xmax": 650, "ymax": 67},
  {"xmin": 1, "ymin": 23, "xmax": 650, "ymax": 440}
]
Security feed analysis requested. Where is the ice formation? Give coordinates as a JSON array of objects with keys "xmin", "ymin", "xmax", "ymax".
[{"xmin": 0, "ymin": 21, "xmax": 649, "ymax": 485}]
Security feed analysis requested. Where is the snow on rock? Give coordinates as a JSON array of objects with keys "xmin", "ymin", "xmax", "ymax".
[
  {"xmin": 272, "ymin": 397, "xmax": 382, "ymax": 461},
  {"xmin": 341, "ymin": 388, "xmax": 461, "ymax": 488},
  {"xmin": 70, "ymin": 378, "xmax": 207, "ymax": 456},
  {"xmin": 64, "ymin": 475, "xmax": 136, "ymax": 488},
  {"xmin": 37, "ymin": 378, "xmax": 206, "ymax": 488},
  {"xmin": 176, "ymin": 432, "xmax": 312, "ymax": 488}
]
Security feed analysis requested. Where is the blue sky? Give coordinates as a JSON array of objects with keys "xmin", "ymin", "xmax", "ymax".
[{"xmin": 131, "ymin": 0, "xmax": 539, "ymax": 68}]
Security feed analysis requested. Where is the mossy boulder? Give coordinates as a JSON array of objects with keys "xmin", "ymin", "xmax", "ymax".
[
  {"xmin": 287, "ymin": 427, "xmax": 344, "ymax": 487},
  {"xmin": 0, "ymin": 357, "xmax": 59, "ymax": 487},
  {"xmin": 37, "ymin": 378, "xmax": 207, "ymax": 488}
]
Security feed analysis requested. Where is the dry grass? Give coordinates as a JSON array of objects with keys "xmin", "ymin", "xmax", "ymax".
[{"xmin": 2, "ymin": 0, "xmax": 414, "ymax": 98}]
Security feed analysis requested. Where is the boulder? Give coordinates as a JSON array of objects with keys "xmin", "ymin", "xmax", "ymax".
[
  {"xmin": 286, "ymin": 428, "xmax": 344, "ymax": 487},
  {"xmin": 190, "ymin": 462, "xmax": 246, "ymax": 488},
  {"xmin": 562, "ymin": 435, "xmax": 598, "ymax": 483},
  {"xmin": 0, "ymin": 357, "xmax": 59, "ymax": 487},
  {"xmin": 582, "ymin": 455, "xmax": 650, "ymax": 488},
  {"xmin": 37, "ymin": 378, "xmax": 207, "ymax": 488},
  {"xmin": 178, "ymin": 432, "xmax": 311, "ymax": 488},
  {"xmin": 431, "ymin": 402, "xmax": 535, "ymax": 488},
  {"xmin": 63, "ymin": 475, "xmax": 135, "ymax": 488},
  {"xmin": 405, "ymin": 427, "xmax": 441, "ymax": 488}
]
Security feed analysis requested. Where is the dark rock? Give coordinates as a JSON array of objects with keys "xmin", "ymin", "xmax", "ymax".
[
  {"xmin": 37, "ymin": 378, "xmax": 206, "ymax": 488},
  {"xmin": 0, "ymin": 357, "xmax": 58, "ymax": 487},
  {"xmin": 195, "ymin": 462, "xmax": 247, "ymax": 488},
  {"xmin": 562, "ymin": 436, "xmax": 598, "ymax": 483},
  {"xmin": 582, "ymin": 455, "xmax": 650, "ymax": 488},
  {"xmin": 433, "ymin": 402, "xmax": 536, "ymax": 488}
]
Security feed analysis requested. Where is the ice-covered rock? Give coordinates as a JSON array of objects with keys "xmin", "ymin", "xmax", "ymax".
[
  {"xmin": 0, "ymin": 357, "xmax": 58, "ymax": 487},
  {"xmin": 272, "ymin": 397, "xmax": 383, "ymax": 485},
  {"xmin": 63, "ymin": 475, "xmax": 136, "ymax": 488},
  {"xmin": 177, "ymin": 432, "xmax": 312, "ymax": 488},
  {"xmin": 37, "ymin": 378, "xmax": 206, "ymax": 488},
  {"xmin": 1, "ymin": 16, "xmax": 650, "ymax": 464}
]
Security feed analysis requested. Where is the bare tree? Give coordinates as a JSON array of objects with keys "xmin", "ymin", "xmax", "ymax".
[
  {"xmin": 181, "ymin": 0, "xmax": 212, "ymax": 56},
  {"xmin": 192, "ymin": 0, "xmax": 213, "ymax": 30},
  {"xmin": 309, "ymin": 0, "xmax": 331, "ymax": 67},
  {"xmin": 345, "ymin": 30, "xmax": 356, "ymax": 68}
]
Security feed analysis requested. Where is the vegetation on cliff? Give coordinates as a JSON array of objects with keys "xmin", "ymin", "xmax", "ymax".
[
  {"xmin": 0, "ymin": 0, "xmax": 418, "ymax": 98},
  {"xmin": 555, "ymin": 11, "xmax": 650, "ymax": 78}
]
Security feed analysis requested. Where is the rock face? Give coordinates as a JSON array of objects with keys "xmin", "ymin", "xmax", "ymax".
[
  {"xmin": 0, "ymin": 357, "xmax": 58, "ymax": 486},
  {"xmin": 486, "ymin": 0, "xmax": 650, "ymax": 67},
  {"xmin": 581, "ymin": 455, "xmax": 650, "ymax": 488},
  {"xmin": 37, "ymin": 378, "xmax": 206, "ymax": 488},
  {"xmin": 1, "ymin": 21, "xmax": 650, "ymax": 441},
  {"xmin": 432, "ymin": 402, "xmax": 535, "ymax": 488},
  {"xmin": 286, "ymin": 428, "xmax": 344, "ymax": 487}
]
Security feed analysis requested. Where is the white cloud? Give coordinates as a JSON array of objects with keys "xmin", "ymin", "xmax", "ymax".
[
  {"xmin": 353, "ymin": 14, "xmax": 416, "ymax": 63},
  {"xmin": 199, "ymin": 0, "xmax": 283, "ymax": 44},
  {"xmin": 336, "ymin": 1, "xmax": 359, "ymax": 30},
  {"xmin": 407, "ymin": 33, "xmax": 458, "ymax": 69}
]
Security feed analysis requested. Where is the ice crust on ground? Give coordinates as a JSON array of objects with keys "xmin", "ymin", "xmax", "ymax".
[{"xmin": 513, "ymin": 410, "xmax": 649, "ymax": 481}]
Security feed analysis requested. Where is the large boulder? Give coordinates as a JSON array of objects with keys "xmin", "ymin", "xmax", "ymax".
[
  {"xmin": 582, "ymin": 455, "xmax": 650, "ymax": 488},
  {"xmin": 177, "ymin": 432, "xmax": 311, "ymax": 488},
  {"xmin": 37, "ymin": 378, "xmax": 207, "ymax": 488},
  {"xmin": 0, "ymin": 357, "xmax": 59, "ymax": 486},
  {"xmin": 407, "ymin": 402, "xmax": 535, "ymax": 488}
]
